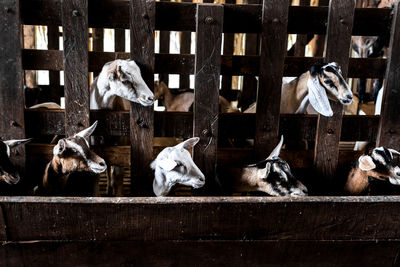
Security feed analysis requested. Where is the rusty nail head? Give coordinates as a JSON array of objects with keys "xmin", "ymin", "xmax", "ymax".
[
  {"xmin": 340, "ymin": 19, "xmax": 345, "ymax": 24},
  {"xmin": 72, "ymin": 10, "xmax": 79, "ymax": 17},
  {"xmin": 10, "ymin": 121, "xmax": 18, "ymax": 127},
  {"xmin": 327, "ymin": 129, "xmax": 334, "ymax": 134},
  {"xmin": 205, "ymin": 16, "xmax": 214, "ymax": 24},
  {"xmin": 272, "ymin": 18, "xmax": 279, "ymax": 23}
]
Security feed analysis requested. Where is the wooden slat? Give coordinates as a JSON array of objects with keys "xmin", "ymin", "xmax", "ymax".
[
  {"xmin": 114, "ymin": 28, "xmax": 125, "ymax": 52},
  {"xmin": 179, "ymin": 1, "xmax": 192, "ymax": 89},
  {"xmin": 159, "ymin": 0, "xmax": 170, "ymax": 85},
  {"xmin": 313, "ymin": 0, "xmax": 354, "ymax": 182},
  {"xmin": 294, "ymin": 1, "xmax": 309, "ymax": 57},
  {"xmin": 193, "ymin": 4, "xmax": 223, "ymax": 192},
  {"xmin": 377, "ymin": 2, "xmax": 400, "ymax": 150},
  {"xmin": 221, "ymin": 0, "xmax": 235, "ymax": 98},
  {"xmin": 92, "ymin": 28, "xmax": 103, "ymax": 77},
  {"xmin": 255, "ymin": 0, "xmax": 289, "ymax": 158},
  {"xmin": 20, "ymin": 1, "xmax": 393, "ymax": 35},
  {"xmin": 0, "ymin": 240, "xmax": 398, "ymax": 266},
  {"xmin": 47, "ymin": 25, "xmax": 62, "ymax": 103},
  {"xmin": 129, "ymin": 0, "xmax": 155, "ymax": 196},
  {"xmin": 61, "ymin": 0, "xmax": 89, "ymax": 136},
  {"xmin": 0, "ymin": 0, "xmax": 26, "ymax": 171},
  {"xmin": 1, "ymin": 196, "xmax": 400, "ymax": 241},
  {"xmin": 22, "ymin": 50, "xmax": 387, "ymax": 78}
]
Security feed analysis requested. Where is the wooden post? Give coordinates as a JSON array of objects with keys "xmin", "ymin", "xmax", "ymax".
[
  {"xmin": 313, "ymin": 0, "xmax": 354, "ymax": 182},
  {"xmin": 240, "ymin": 0, "xmax": 260, "ymax": 111},
  {"xmin": 180, "ymin": 0, "xmax": 192, "ymax": 89},
  {"xmin": 377, "ymin": 2, "xmax": 400, "ymax": 149},
  {"xmin": 62, "ymin": 0, "xmax": 89, "ymax": 137},
  {"xmin": 115, "ymin": 29, "xmax": 126, "ymax": 53},
  {"xmin": 193, "ymin": 4, "xmax": 223, "ymax": 192},
  {"xmin": 221, "ymin": 0, "xmax": 235, "ymax": 99},
  {"xmin": 310, "ymin": 0, "xmax": 329, "ymax": 57},
  {"xmin": 48, "ymin": 25, "xmax": 62, "ymax": 103},
  {"xmin": 0, "ymin": 0, "xmax": 26, "ymax": 171},
  {"xmin": 294, "ymin": 0, "xmax": 310, "ymax": 57},
  {"xmin": 92, "ymin": 28, "xmax": 104, "ymax": 77},
  {"xmin": 159, "ymin": 0, "xmax": 170, "ymax": 85},
  {"xmin": 255, "ymin": 0, "xmax": 289, "ymax": 158},
  {"xmin": 23, "ymin": 25, "xmax": 36, "ymax": 88},
  {"xmin": 129, "ymin": 0, "xmax": 155, "ymax": 196}
]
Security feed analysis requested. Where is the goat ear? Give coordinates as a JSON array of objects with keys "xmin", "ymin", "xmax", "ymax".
[
  {"xmin": 158, "ymin": 158, "xmax": 177, "ymax": 171},
  {"xmin": 358, "ymin": 155, "xmax": 376, "ymax": 171},
  {"xmin": 74, "ymin": 121, "xmax": 98, "ymax": 141},
  {"xmin": 177, "ymin": 137, "xmax": 200, "ymax": 150},
  {"xmin": 53, "ymin": 139, "xmax": 66, "ymax": 156},
  {"xmin": 267, "ymin": 135, "xmax": 284, "ymax": 159},
  {"xmin": 309, "ymin": 64, "xmax": 323, "ymax": 76},
  {"xmin": 259, "ymin": 162, "xmax": 272, "ymax": 180},
  {"xmin": 307, "ymin": 76, "xmax": 333, "ymax": 117},
  {"xmin": 4, "ymin": 138, "xmax": 32, "ymax": 149},
  {"xmin": 388, "ymin": 148, "xmax": 400, "ymax": 157}
]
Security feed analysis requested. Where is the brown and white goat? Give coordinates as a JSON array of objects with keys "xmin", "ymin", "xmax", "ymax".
[
  {"xmin": 90, "ymin": 59, "xmax": 155, "ymax": 196},
  {"xmin": 154, "ymin": 81, "xmax": 239, "ymax": 113},
  {"xmin": 217, "ymin": 136, "xmax": 308, "ymax": 196},
  {"xmin": 0, "ymin": 139, "xmax": 32, "ymax": 185},
  {"xmin": 345, "ymin": 147, "xmax": 400, "ymax": 195},
  {"xmin": 40, "ymin": 121, "xmax": 107, "ymax": 196},
  {"xmin": 244, "ymin": 62, "xmax": 353, "ymax": 117}
]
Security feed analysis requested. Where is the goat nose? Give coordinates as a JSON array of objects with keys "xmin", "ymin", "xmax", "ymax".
[
  {"xmin": 346, "ymin": 94, "xmax": 353, "ymax": 100},
  {"xmin": 148, "ymin": 96, "xmax": 154, "ymax": 102},
  {"xmin": 396, "ymin": 172, "xmax": 400, "ymax": 177},
  {"xmin": 99, "ymin": 161, "xmax": 106, "ymax": 167}
]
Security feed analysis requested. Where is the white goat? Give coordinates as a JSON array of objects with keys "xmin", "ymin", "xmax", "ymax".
[
  {"xmin": 244, "ymin": 62, "xmax": 353, "ymax": 117},
  {"xmin": 154, "ymin": 81, "xmax": 239, "ymax": 113},
  {"xmin": 151, "ymin": 137, "xmax": 205, "ymax": 196},
  {"xmin": 0, "ymin": 138, "xmax": 32, "ymax": 184},
  {"xmin": 217, "ymin": 136, "xmax": 308, "ymax": 196}
]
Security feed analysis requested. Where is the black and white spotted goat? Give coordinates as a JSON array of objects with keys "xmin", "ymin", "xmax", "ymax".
[
  {"xmin": 345, "ymin": 147, "xmax": 400, "ymax": 195},
  {"xmin": 0, "ymin": 138, "xmax": 31, "ymax": 185},
  {"xmin": 217, "ymin": 136, "xmax": 308, "ymax": 196}
]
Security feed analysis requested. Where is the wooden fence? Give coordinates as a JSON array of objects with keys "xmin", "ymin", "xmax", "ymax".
[{"xmin": 1, "ymin": 0, "xmax": 400, "ymax": 264}]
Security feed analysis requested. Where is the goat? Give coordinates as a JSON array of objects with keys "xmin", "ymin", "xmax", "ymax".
[
  {"xmin": 0, "ymin": 139, "xmax": 32, "ymax": 185},
  {"xmin": 345, "ymin": 147, "xmax": 400, "ymax": 195},
  {"xmin": 217, "ymin": 136, "xmax": 308, "ymax": 196},
  {"xmin": 151, "ymin": 137, "xmax": 205, "ymax": 196},
  {"xmin": 154, "ymin": 81, "xmax": 239, "ymax": 113},
  {"xmin": 39, "ymin": 121, "xmax": 107, "ymax": 196},
  {"xmin": 244, "ymin": 62, "xmax": 353, "ymax": 117},
  {"xmin": 90, "ymin": 59, "xmax": 155, "ymax": 196}
]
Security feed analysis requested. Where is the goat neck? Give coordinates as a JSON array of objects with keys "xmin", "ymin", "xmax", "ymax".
[
  {"xmin": 280, "ymin": 72, "xmax": 309, "ymax": 114},
  {"xmin": 90, "ymin": 74, "xmax": 117, "ymax": 110}
]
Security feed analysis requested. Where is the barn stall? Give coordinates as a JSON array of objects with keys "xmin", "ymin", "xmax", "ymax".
[{"xmin": 1, "ymin": 0, "xmax": 400, "ymax": 265}]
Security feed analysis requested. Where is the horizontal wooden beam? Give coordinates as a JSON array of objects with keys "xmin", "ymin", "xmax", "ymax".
[
  {"xmin": 22, "ymin": 50, "xmax": 387, "ymax": 78},
  {"xmin": 25, "ymin": 110, "xmax": 379, "ymax": 142},
  {"xmin": 20, "ymin": 1, "xmax": 392, "ymax": 35},
  {"xmin": 1, "ymin": 196, "xmax": 400, "ymax": 242}
]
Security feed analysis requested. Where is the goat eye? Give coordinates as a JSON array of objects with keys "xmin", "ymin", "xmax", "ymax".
[
  {"xmin": 325, "ymin": 80, "xmax": 334, "ymax": 87},
  {"xmin": 122, "ymin": 80, "xmax": 131, "ymax": 85}
]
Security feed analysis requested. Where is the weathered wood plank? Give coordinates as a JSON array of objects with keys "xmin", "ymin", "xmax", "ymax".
[
  {"xmin": 193, "ymin": 4, "xmax": 223, "ymax": 191},
  {"xmin": 47, "ymin": 25, "xmax": 62, "ymax": 103},
  {"xmin": 92, "ymin": 28, "xmax": 104, "ymax": 77},
  {"xmin": 22, "ymin": 49, "xmax": 387, "ymax": 78},
  {"xmin": 0, "ymin": 0, "xmax": 26, "ymax": 172},
  {"xmin": 255, "ymin": 0, "xmax": 289, "ymax": 158},
  {"xmin": 61, "ymin": 0, "xmax": 89, "ymax": 137},
  {"xmin": 377, "ymin": 2, "xmax": 400, "ymax": 150},
  {"xmin": 114, "ymin": 28, "xmax": 125, "ymax": 52},
  {"xmin": 129, "ymin": 0, "xmax": 155, "ymax": 196},
  {"xmin": 159, "ymin": 0, "xmax": 170, "ymax": 85},
  {"xmin": 313, "ymin": 0, "xmax": 354, "ymax": 182},
  {"xmin": 1, "ymin": 196, "xmax": 400, "ymax": 241},
  {"xmin": 21, "ymin": 1, "xmax": 393, "ymax": 35},
  {"xmin": 221, "ymin": 0, "xmax": 235, "ymax": 98},
  {"xmin": 1, "ymin": 240, "xmax": 398, "ymax": 266},
  {"xmin": 179, "ymin": 0, "xmax": 192, "ymax": 89}
]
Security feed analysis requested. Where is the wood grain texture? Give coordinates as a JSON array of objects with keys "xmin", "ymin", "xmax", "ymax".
[
  {"xmin": 114, "ymin": 28, "xmax": 125, "ymax": 52},
  {"xmin": 377, "ymin": 2, "xmax": 400, "ymax": 149},
  {"xmin": 254, "ymin": 0, "xmax": 289, "ymax": 159},
  {"xmin": 129, "ymin": 0, "xmax": 155, "ymax": 196},
  {"xmin": 61, "ymin": 0, "xmax": 89, "ymax": 137},
  {"xmin": 193, "ymin": 4, "xmax": 224, "ymax": 192},
  {"xmin": 179, "ymin": 0, "xmax": 192, "ymax": 89},
  {"xmin": 92, "ymin": 28, "xmax": 104, "ymax": 77},
  {"xmin": 220, "ymin": 0, "xmax": 235, "ymax": 98},
  {"xmin": 1, "ymin": 240, "xmax": 398, "ymax": 266},
  {"xmin": 20, "ymin": 1, "xmax": 393, "ymax": 35},
  {"xmin": 47, "ymin": 25, "xmax": 62, "ymax": 103},
  {"xmin": 313, "ymin": 0, "xmax": 354, "ymax": 182},
  {"xmin": 159, "ymin": 0, "xmax": 170, "ymax": 85},
  {"xmin": 22, "ymin": 49, "xmax": 387, "ymax": 79},
  {"xmin": 0, "ymin": 0, "xmax": 26, "ymax": 171}
]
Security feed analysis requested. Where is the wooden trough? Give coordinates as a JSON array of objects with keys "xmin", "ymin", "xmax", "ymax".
[{"xmin": 1, "ymin": 0, "xmax": 400, "ymax": 265}]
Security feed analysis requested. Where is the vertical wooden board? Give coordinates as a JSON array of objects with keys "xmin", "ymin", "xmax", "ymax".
[
  {"xmin": 377, "ymin": 2, "xmax": 400, "ymax": 149},
  {"xmin": 159, "ymin": 0, "xmax": 170, "ymax": 85},
  {"xmin": 92, "ymin": 28, "xmax": 104, "ymax": 77},
  {"xmin": 240, "ymin": 0, "xmax": 260, "ymax": 111},
  {"xmin": 129, "ymin": 0, "xmax": 155, "ymax": 196},
  {"xmin": 0, "ymin": 0, "xmax": 26, "ymax": 170},
  {"xmin": 254, "ymin": 0, "xmax": 289, "ymax": 158},
  {"xmin": 61, "ymin": 0, "xmax": 89, "ymax": 137},
  {"xmin": 48, "ymin": 25, "xmax": 62, "ymax": 103},
  {"xmin": 313, "ymin": 0, "xmax": 354, "ymax": 181},
  {"xmin": 193, "ymin": 4, "xmax": 223, "ymax": 191},
  {"xmin": 220, "ymin": 0, "xmax": 235, "ymax": 99},
  {"xmin": 115, "ymin": 29, "xmax": 126, "ymax": 52},
  {"xmin": 180, "ymin": 0, "xmax": 192, "ymax": 89},
  {"xmin": 23, "ymin": 25, "xmax": 36, "ymax": 88},
  {"xmin": 294, "ymin": 1, "xmax": 310, "ymax": 57}
]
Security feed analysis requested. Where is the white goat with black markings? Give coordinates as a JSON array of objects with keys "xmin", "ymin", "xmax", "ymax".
[
  {"xmin": 151, "ymin": 137, "xmax": 205, "ymax": 196},
  {"xmin": 217, "ymin": 136, "xmax": 308, "ymax": 196},
  {"xmin": 0, "ymin": 138, "xmax": 32, "ymax": 185},
  {"xmin": 345, "ymin": 147, "xmax": 400, "ymax": 195},
  {"xmin": 244, "ymin": 62, "xmax": 353, "ymax": 117},
  {"xmin": 90, "ymin": 59, "xmax": 155, "ymax": 196}
]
